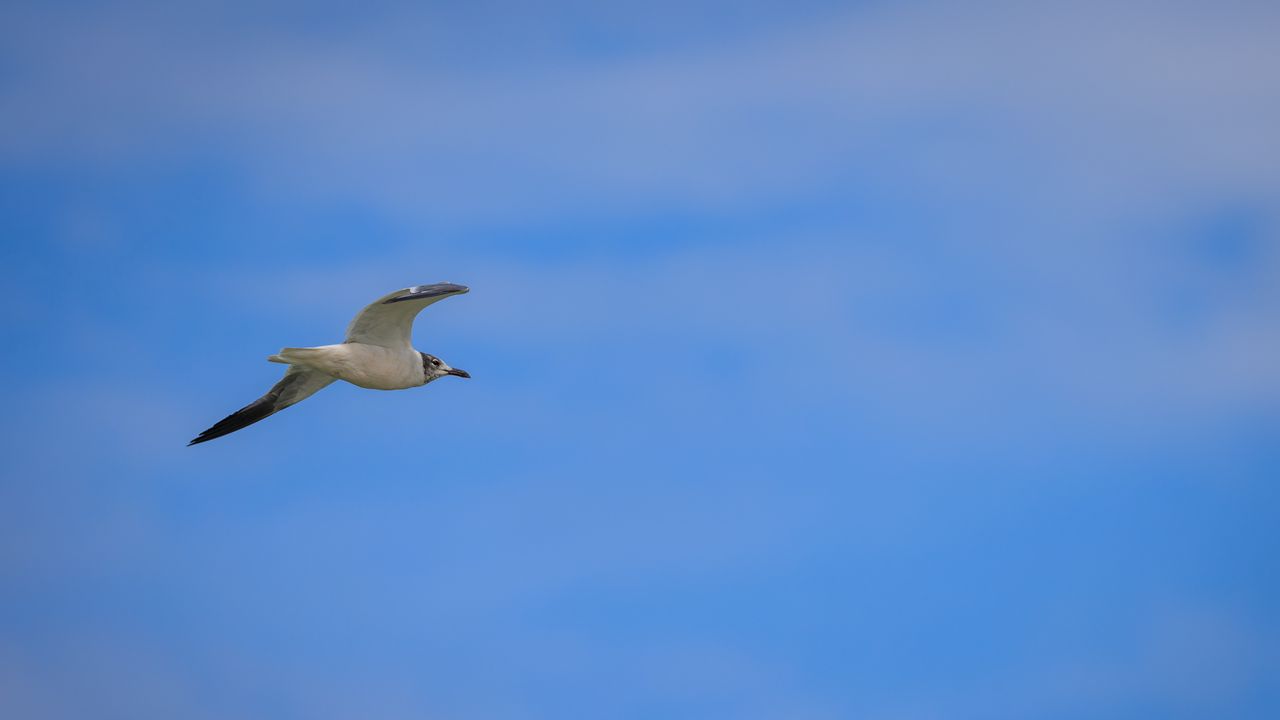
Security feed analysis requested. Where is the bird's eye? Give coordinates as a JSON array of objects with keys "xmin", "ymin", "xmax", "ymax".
[{"xmin": 432, "ymin": 358, "xmax": 441, "ymax": 366}]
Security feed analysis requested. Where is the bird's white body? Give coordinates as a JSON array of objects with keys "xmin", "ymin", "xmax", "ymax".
[{"xmin": 270, "ymin": 344, "xmax": 425, "ymax": 390}]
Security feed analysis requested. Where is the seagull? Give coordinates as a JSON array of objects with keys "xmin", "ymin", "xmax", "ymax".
[{"xmin": 189, "ymin": 282, "xmax": 471, "ymax": 445}]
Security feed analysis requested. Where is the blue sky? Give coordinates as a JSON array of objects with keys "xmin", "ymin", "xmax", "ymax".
[{"xmin": 2, "ymin": 1, "xmax": 1278, "ymax": 718}]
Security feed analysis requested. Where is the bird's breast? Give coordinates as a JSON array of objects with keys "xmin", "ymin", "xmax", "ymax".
[{"xmin": 331, "ymin": 343, "xmax": 423, "ymax": 390}]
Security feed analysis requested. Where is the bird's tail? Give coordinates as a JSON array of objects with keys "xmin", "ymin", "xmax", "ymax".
[{"xmin": 268, "ymin": 347, "xmax": 320, "ymax": 365}]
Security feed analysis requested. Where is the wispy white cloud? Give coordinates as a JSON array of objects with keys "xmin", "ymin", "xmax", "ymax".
[{"xmin": 4, "ymin": 1, "xmax": 1277, "ymax": 225}]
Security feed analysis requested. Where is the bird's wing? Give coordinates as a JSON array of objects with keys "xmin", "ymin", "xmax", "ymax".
[
  {"xmin": 344, "ymin": 282, "xmax": 469, "ymax": 349},
  {"xmin": 188, "ymin": 366, "xmax": 335, "ymax": 445}
]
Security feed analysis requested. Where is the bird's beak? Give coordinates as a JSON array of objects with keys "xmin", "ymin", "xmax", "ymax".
[{"xmin": 446, "ymin": 367, "xmax": 471, "ymax": 379}]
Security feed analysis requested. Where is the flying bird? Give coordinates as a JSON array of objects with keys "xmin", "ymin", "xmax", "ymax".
[{"xmin": 189, "ymin": 282, "xmax": 471, "ymax": 445}]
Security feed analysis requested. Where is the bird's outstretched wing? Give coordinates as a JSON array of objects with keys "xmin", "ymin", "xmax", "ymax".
[
  {"xmin": 345, "ymin": 283, "xmax": 469, "ymax": 349},
  {"xmin": 188, "ymin": 366, "xmax": 335, "ymax": 445}
]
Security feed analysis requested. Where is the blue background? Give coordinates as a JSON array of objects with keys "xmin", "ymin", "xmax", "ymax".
[{"xmin": 2, "ymin": 1, "xmax": 1278, "ymax": 717}]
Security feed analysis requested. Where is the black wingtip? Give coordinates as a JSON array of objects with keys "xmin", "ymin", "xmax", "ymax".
[
  {"xmin": 187, "ymin": 395, "xmax": 282, "ymax": 446},
  {"xmin": 383, "ymin": 282, "xmax": 470, "ymax": 304},
  {"xmin": 188, "ymin": 369, "xmax": 309, "ymax": 446},
  {"xmin": 187, "ymin": 429, "xmax": 228, "ymax": 446}
]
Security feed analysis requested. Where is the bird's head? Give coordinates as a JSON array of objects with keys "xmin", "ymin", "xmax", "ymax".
[{"xmin": 420, "ymin": 352, "xmax": 470, "ymax": 385}]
